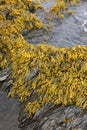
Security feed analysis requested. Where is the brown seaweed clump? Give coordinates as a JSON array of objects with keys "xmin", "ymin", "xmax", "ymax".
[
  {"xmin": 0, "ymin": 0, "xmax": 43, "ymax": 69},
  {"xmin": 8, "ymin": 44, "xmax": 87, "ymax": 118},
  {"xmin": 50, "ymin": 0, "xmax": 80, "ymax": 18}
]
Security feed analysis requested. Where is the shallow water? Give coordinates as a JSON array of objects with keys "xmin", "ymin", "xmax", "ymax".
[{"xmin": 25, "ymin": 0, "xmax": 87, "ymax": 47}]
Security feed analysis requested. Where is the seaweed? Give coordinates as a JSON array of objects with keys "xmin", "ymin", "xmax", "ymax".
[
  {"xmin": 0, "ymin": 0, "xmax": 87, "ymax": 119},
  {"xmin": 50, "ymin": 0, "xmax": 80, "ymax": 18}
]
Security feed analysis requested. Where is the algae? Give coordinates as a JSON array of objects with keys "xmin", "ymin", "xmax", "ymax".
[
  {"xmin": 50, "ymin": 0, "xmax": 80, "ymax": 18},
  {"xmin": 0, "ymin": 0, "xmax": 87, "ymax": 119}
]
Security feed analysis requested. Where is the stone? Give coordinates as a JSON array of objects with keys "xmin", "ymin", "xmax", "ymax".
[{"xmin": 22, "ymin": 29, "xmax": 29, "ymax": 36}]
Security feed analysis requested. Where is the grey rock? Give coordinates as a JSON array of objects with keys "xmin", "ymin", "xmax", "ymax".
[
  {"xmin": 0, "ymin": 92, "xmax": 20, "ymax": 130},
  {"xmin": 0, "ymin": 66, "xmax": 11, "ymax": 82},
  {"xmin": 25, "ymin": 67, "xmax": 39, "ymax": 82},
  {"xmin": 21, "ymin": 105, "xmax": 87, "ymax": 130},
  {"xmin": 22, "ymin": 29, "xmax": 29, "ymax": 36}
]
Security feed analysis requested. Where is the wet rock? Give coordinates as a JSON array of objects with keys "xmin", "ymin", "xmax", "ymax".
[
  {"xmin": 29, "ymin": 5, "xmax": 35, "ymax": 13},
  {"xmin": 0, "ymin": 66, "xmax": 11, "ymax": 82},
  {"xmin": 0, "ymin": 66, "xmax": 12, "ymax": 93},
  {"xmin": 22, "ymin": 29, "xmax": 29, "ymax": 36},
  {"xmin": 0, "ymin": 92, "xmax": 20, "ymax": 130},
  {"xmin": 17, "ymin": 105, "xmax": 87, "ymax": 130},
  {"xmin": 0, "ymin": 80, "xmax": 12, "ymax": 92},
  {"xmin": 5, "ymin": 11, "xmax": 14, "ymax": 20},
  {"xmin": 25, "ymin": 0, "xmax": 87, "ymax": 47},
  {"xmin": 38, "ymin": 105, "xmax": 87, "ymax": 130},
  {"xmin": 25, "ymin": 67, "xmax": 39, "ymax": 82}
]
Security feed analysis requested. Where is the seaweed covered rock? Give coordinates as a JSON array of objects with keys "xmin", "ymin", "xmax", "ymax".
[
  {"xmin": 50, "ymin": 0, "xmax": 80, "ymax": 18},
  {"xmin": 0, "ymin": 0, "xmax": 43, "ymax": 69},
  {"xmin": 0, "ymin": 0, "xmax": 87, "ymax": 129},
  {"xmin": 19, "ymin": 105, "xmax": 87, "ymax": 130},
  {"xmin": 8, "ymin": 44, "xmax": 87, "ymax": 117}
]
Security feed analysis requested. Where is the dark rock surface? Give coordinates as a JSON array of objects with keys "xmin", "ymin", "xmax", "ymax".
[
  {"xmin": 1, "ymin": 66, "xmax": 87, "ymax": 130},
  {"xmin": 0, "ymin": 90, "xmax": 87, "ymax": 130},
  {"xmin": 0, "ymin": 92, "xmax": 20, "ymax": 130},
  {"xmin": 19, "ymin": 104, "xmax": 87, "ymax": 130}
]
